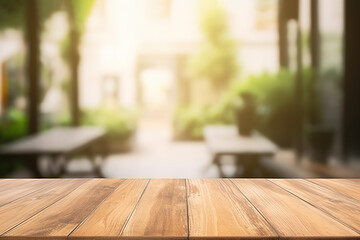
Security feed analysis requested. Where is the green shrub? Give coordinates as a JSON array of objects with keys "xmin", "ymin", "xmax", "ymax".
[
  {"xmin": 173, "ymin": 103, "xmax": 233, "ymax": 140},
  {"xmin": 0, "ymin": 108, "xmax": 27, "ymax": 177},
  {"xmin": 82, "ymin": 107, "xmax": 137, "ymax": 140},
  {"xmin": 173, "ymin": 68, "xmax": 313, "ymax": 147},
  {"xmin": 0, "ymin": 108, "xmax": 27, "ymax": 144}
]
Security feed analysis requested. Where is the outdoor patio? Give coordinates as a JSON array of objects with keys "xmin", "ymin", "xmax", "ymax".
[{"xmin": 1, "ymin": 0, "xmax": 360, "ymax": 178}]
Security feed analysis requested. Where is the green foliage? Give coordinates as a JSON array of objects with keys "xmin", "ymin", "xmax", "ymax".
[
  {"xmin": 60, "ymin": 34, "xmax": 71, "ymax": 62},
  {"xmin": 230, "ymin": 70, "xmax": 294, "ymax": 109},
  {"xmin": 230, "ymin": 70, "xmax": 297, "ymax": 146},
  {"xmin": 232, "ymin": 68, "xmax": 313, "ymax": 146},
  {"xmin": 199, "ymin": 0, "xmax": 227, "ymax": 41},
  {"xmin": 0, "ymin": 0, "xmax": 25, "ymax": 30},
  {"xmin": 173, "ymin": 102, "xmax": 234, "ymax": 140},
  {"xmin": 0, "ymin": 0, "xmax": 63, "ymax": 31},
  {"xmin": 0, "ymin": 0, "xmax": 95, "ymax": 33},
  {"xmin": 174, "ymin": 68, "xmax": 314, "ymax": 147},
  {"xmin": 82, "ymin": 108, "xmax": 137, "ymax": 140},
  {"xmin": 66, "ymin": 0, "xmax": 95, "ymax": 33},
  {"xmin": 38, "ymin": 0, "xmax": 63, "ymax": 26},
  {"xmin": 188, "ymin": 0, "xmax": 238, "ymax": 86},
  {"xmin": 0, "ymin": 108, "xmax": 27, "ymax": 144},
  {"xmin": 0, "ymin": 108, "xmax": 27, "ymax": 176}
]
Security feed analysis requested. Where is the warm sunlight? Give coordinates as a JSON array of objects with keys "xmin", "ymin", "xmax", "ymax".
[{"xmin": 0, "ymin": 0, "xmax": 358, "ymax": 179}]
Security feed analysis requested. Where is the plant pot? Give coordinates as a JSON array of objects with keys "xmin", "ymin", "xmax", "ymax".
[
  {"xmin": 306, "ymin": 126, "xmax": 334, "ymax": 164},
  {"xmin": 236, "ymin": 109, "xmax": 256, "ymax": 136}
]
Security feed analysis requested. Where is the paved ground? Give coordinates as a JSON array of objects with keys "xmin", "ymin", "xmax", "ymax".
[
  {"xmin": 67, "ymin": 122, "xmax": 221, "ymax": 178},
  {"xmin": 64, "ymin": 123, "xmax": 311, "ymax": 178}
]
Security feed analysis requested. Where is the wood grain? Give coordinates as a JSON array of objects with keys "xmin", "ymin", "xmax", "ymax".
[
  {"xmin": 0, "ymin": 178, "xmax": 359, "ymax": 240},
  {"xmin": 0, "ymin": 179, "xmax": 87, "ymax": 235},
  {"xmin": 0, "ymin": 179, "xmax": 39, "ymax": 192},
  {"xmin": 232, "ymin": 179, "xmax": 359, "ymax": 239},
  {"xmin": 270, "ymin": 179, "xmax": 360, "ymax": 233},
  {"xmin": 308, "ymin": 179, "xmax": 360, "ymax": 202},
  {"xmin": 121, "ymin": 179, "xmax": 188, "ymax": 239},
  {"xmin": 187, "ymin": 179, "xmax": 277, "ymax": 239},
  {"xmin": 69, "ymin": 179, "xmax": 149, "ymax": 239},
  {"xmin": 2, "ymin": 179, "xmax": 122, "ymax": 240},
  {"xmin": 0, "ymin": 179, "xmax": 57, "ymax": 206}
]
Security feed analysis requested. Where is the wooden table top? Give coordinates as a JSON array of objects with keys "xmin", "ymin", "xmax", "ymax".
[
  {"xmin": 0, "ymin": 178, "xmax": 359, "ymax": 240},
  {"xmin": 203, "ymin": 126, "xmax": 278, "ymax": 155},
  {"xmin": 0, "ymin": 127, "xmax": 105, "ymax": 156}
]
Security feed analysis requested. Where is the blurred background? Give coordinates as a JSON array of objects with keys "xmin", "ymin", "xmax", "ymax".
[{"xmin": 0, "ymin": 0, "xmax": 359, "ymax": 178}]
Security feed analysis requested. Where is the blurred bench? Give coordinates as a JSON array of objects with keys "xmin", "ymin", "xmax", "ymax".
[
  {"xmin": 203, "ymin": 125, "xmax": 278, "ymax": 177},
  {"xmin": 0, "ymin": 127, "xmax": 106, "ymax": 177}
]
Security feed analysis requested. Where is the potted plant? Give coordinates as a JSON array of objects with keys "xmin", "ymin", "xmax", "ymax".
[{"xmin": 235, "ymin": 92, "xmax": 256, "ymax": 136}]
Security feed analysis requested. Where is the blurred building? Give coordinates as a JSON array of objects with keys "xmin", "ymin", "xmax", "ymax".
[{"xmin": 79, "ymin": 0, "xmax": 279, "ymax": 110}]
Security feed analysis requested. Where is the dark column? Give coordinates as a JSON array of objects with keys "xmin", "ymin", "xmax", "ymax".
[
  {"xmin": 278, "ymin": 0, "xmax": 289, "ymax": 68},
  {"xmin": 278, "ymin": 0, "xmax": 299, "ymax": 68},
  {"xmin": 66, "ymin": 0, "xmax": 80, "ymax": 126},
  {"xmin": 309, "ymin": 0, "xmax": 320, "ymax": 124},
  {"xmin": 69, "ymin": 28, "xmax": 80, "ymax": 126},
  {"xmin": 294, "ymin": 22, "xmax": 303, "ymax": 159},
  {"xmin": 343, "ymin": 0, "xmax": 360, "ymax": 161},
  {"xmin": 26, "ymin": 0, "xmax": 40, "ymax": 134},
  {"xmin": 310, "ymin": 0, "xmax": 319, "ymax": 71},
  {"xmin": 278, "ymin": 0, "xmax": 303, "ymax": 158}
]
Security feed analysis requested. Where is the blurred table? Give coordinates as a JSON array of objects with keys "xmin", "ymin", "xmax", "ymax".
[
  {"xmin": 0, "ymin": 178, "xmax": 359, "ymax": 239},
  {"xmin": 204, "ymin": 125, "xmax": 278, "ymax": 177},
  {"xmin": 0, "ymin": 127, "xmax": 106, "ymax": 177}
]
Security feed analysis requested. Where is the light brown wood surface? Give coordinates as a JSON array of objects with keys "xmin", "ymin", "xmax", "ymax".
[
  {"xmin": 0, "ymin": 179, "xmax": 57, "ymax": 206},
  {"xmin": 0, "ymin": 178, "xmax": 359, "ymax": 240},
  {"xmin": 308, "ymin": 178, "xmax": 360, "ymax": 201},
  {"xmin": 121, "ymin": 179, "xmax": 188, "ymax": 239},
  {"xmin": 187, "ymin": 179, "xmax": 277, "ymax": 239},
  {"xmin": 231, "ymin": 179, "xmax": 359, "ymax": 239},
  {"xmin": 270, "ymin": 179, "xmax": 360, "ymax": 233},
  {"xmin": 2, "ymin": 179, "xmax": 122, "ymax": 240},
  {"xmin": 70, "ymin": 179, "xmax": 149, "ymax": 239},
  {"xmin": 0, "ymin": 179, "xmax": 87, "ymax": 235}
]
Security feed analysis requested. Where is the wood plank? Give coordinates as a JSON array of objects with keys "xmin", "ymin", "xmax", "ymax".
[
  {"xmin": 69, "ymin": 179, "xmax": 149, "ymax": 239},
  {"xmin": 0, "ymin": 179, "xmax": 88, "ymax": 235},
  {"xmin": 308, "ymin": 179, "xmax": 360, "ymax": 202},
  {"xmin": 232, "ymin": 179, "xmax": 359, "ymax": 238},
  {"xmin": 121, "ymin": 179, "xmax": 188, "ymax": 239},
  {"xmin": 0, "ymin": 179, "xmax": 57, "ymax": 206},
  {"xmin": 270, "ymin": 179, "xmax": 360, "ymax": 234},
  {"xmin": 187, "ymin": 179, "xmax": 277, "ymax": 240},
  {"xmin": 0, "ymin": 179, "xmax": 38, "ymax": 192},
  {"xmin": 2, "ymin": 179, "xmax": 122, "ymax": 240}
]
